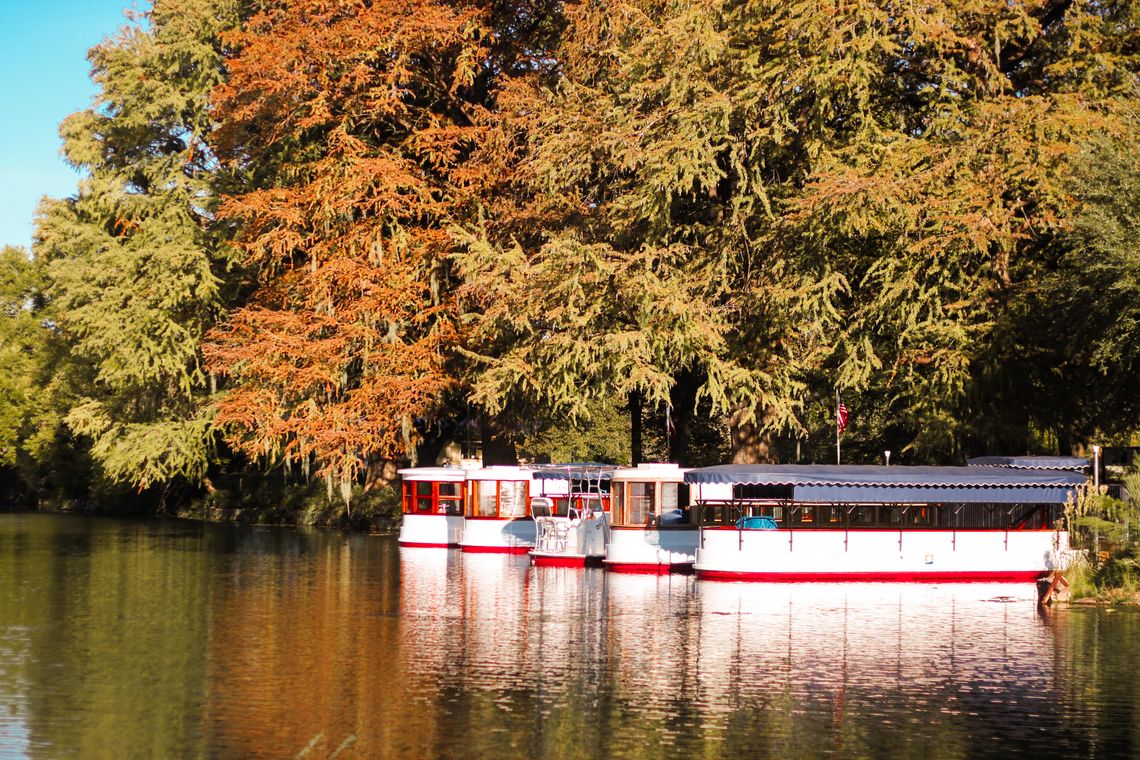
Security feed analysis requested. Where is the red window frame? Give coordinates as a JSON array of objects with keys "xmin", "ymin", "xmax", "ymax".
[
  {"xmin": 468, "ymin": 480, "xmax": 532, "ymax": 518},
  {"xmin": 402, "ymin": 480, "xmax": 465, "ymax": 515}
]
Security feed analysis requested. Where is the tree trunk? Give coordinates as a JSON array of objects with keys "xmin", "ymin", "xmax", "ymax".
[
  {"xmin": 730, "ymin": 407, "xmax": 776, "ymax": 464},
  {"xmin": 363, "ymin": 456, "xmax": 399, "ymax": 491},
  {"xmin": 480, "ymin": 412, "xmax": 519, "ymax": 465},
  {"xmin": 668, "ymin": 368, "xmax": 700, "ymax": 466},
  {"xmin": 629, "ymin": 390, "xmax": 643, "ymax": 466}
]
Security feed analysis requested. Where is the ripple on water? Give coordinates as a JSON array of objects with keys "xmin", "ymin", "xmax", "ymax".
[{"xmin": 1, "ymin": 516, "xmax": 1138, "ymax": 758}]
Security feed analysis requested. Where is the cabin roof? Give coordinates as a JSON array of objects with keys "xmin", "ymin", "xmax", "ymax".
[
  {"xmin": 966, "ymin": 455, "xmax": 1090, "ymax": 471},
  {"xmin": 530, "ymin": 463, "xmax": 617, "ymax": 481},
  {"xmin": 683, "ymin": 464, "xmax": 1085, "ymax": 504}
]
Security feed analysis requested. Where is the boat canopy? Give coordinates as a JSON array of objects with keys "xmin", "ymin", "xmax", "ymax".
[
  {"xmin": 966, "ymin": 455, "xmax": 1090, "ymax": 471},
  {"xmin": 529, "ymin": 463, "xmax": 617, "ymax": 481},
  {"xmin": 682, "ymin": 464, "xmax": 1085, "ymax": 504}
]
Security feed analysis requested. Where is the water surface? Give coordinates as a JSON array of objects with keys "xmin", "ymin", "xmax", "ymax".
[{"xmin": 1, "ymin": 514, "xmax": 1138, "ymax": 758}]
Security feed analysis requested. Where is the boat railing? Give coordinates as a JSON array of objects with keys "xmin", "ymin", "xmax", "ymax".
[
  {"xmin": 695, "ymin": 499, "xmax": 788, "ymax": 527},
  {"xmin": 534, "ymin": 517, "xmax": 571, "ymax": 553}
]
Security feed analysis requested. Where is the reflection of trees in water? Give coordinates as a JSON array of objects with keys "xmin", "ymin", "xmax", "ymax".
[
  {"xmin": 203, "ymin": 530, "xmax": 405, "ymax": 758},
  {"xmin": 1051, "ymin": 607, "xmax": 1140, "ymax": 758},
  {"xmin": 5, "ymin": 520, "xmax": 1140, "ymax": 759},
  {"xmin": 1, "ymin": 516, "xmax": 214, "ymax": 758}
]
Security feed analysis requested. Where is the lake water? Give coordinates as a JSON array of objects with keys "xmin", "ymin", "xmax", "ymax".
[{"xmin": 1, "ymin": 513, "xmax": 1138, "ymax": 759}]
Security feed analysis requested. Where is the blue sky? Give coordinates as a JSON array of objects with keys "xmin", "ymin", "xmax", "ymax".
[{"xmin": 0, "ymin": 0, "xmax": 134, "ymax": 251}]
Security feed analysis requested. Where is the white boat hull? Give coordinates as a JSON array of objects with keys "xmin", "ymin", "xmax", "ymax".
[
  {"xmin": 603, "ymin": 528, "xmax": 699, "ymax": 574},
  {"xmin": 459, "ymin": 517, "xmax": 536, "ymax": 554},
  {"xmin": 398, "ymin": 513, "xmax": 464, "ymax": 548},
  {"xmin": 694, "ymin": 528, "xmax": 1069, "ymax": 582}
]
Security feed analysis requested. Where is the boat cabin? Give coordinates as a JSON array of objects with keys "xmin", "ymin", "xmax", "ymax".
[
  {"xmin": 610, "ymin": 463, "xmax": 690, "ymax": 527},
  {"xmin": 397, "ymin": 466, "xmax": 469, "ymax": 548},
  {"xmin": 685, "ymin": 464, "xmax": 1086, "ymax": 582},
  {"xmin": 465, "ymin": 466, "xmax": 533, "ymax": 519},
  {"xmin": 400, "ymin": 466, "xmax": 467, "ymax": 516}
]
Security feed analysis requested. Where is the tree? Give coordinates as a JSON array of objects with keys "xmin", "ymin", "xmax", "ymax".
[
  {"xmin": 972, "ymin": 132, "xmax": 1140, "ymax": 452},
  {"xmin": 777, "ymin": 0, "xmax": 1140, "ymax": 458},
  {"xmin": 460, "ymin": 0, "xmax": 1140, "ymax": 465},
  {"xmin": 204, "ymin": 0, "xmax": 502, "ymax": 499},
  {"xmin": 0, "ymin": 247, "xmax": 44, "ymax": 470},
  {"xmin": 33, "ymin": 0, "xmax": 239, "ymax": 495}
]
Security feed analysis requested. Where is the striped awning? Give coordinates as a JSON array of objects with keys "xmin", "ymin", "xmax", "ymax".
[
  {"xmin": 683, "ymin": 464, "xmax": 1085, "ymax": 504},
  {"xmin": 967, "ymin": 455, "xmax": 1089, "ymax": 471}
]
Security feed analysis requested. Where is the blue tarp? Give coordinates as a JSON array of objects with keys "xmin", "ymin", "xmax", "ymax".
[
  {"xmin": 967, "ymin": 455, "xmax": 1090, "ymax": 471},
  {"xmin": 683, "ymin": 464, "xmax": 1085, "ymax": 504}
]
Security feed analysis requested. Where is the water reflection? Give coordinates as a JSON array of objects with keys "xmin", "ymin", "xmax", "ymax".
[{"xmin": 1, "ymin": 515, "xmax": 1138, "ymax": 758}]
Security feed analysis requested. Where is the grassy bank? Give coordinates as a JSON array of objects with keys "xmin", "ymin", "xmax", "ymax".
[
  {"xmin": 179, "ymin": 479, "xmax": 403, "ymax": 532},
  {"xmin": 1064, "ymin": 470, "xmax": 1140, "ymax": 604},
  {"xmin": 23, "ymin": 469, "xmax": 404, "ymax": 533}
]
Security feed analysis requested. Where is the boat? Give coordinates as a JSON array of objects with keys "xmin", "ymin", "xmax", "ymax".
[
  {"xmin": 459, "ymin": 465, "xmax": 561, "ymax": 554},
  {"xmin": 396, "ymin": 466, "xmax": 469, "ymax": 548},
  {"xmin": 686, "ymin": 463, "xmax": 1085, "ymax": 582},
  {"xmin": 603, "ymin": 463, "xmax": 730, "ymax": 574},
  {"xmin": 528, "ymin": 463, "xmax": 616, "ymax": 567}
]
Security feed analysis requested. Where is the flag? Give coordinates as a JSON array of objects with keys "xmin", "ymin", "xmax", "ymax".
[{"xmin": 837, "ymin": 401, "xmax": 848, "ymax": 434}]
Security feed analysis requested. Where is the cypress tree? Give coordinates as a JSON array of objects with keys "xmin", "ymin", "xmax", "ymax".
[{"xmin": 33, "ymin": 0, "xmax": 239, "ymax": 494}]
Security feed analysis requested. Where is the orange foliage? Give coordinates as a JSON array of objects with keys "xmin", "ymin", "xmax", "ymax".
[{"xmin": 204, "ymin": 0, "xmax": 492, "ymax": 482}]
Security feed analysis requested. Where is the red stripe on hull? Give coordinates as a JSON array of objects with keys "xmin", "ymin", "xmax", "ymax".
[
  {"xmin": 460, "ymin": 544, "xmax": 533, "ymax": 555},
  {"xmin": 398, "ymin": 541, "xmax": 457, "ymax": 549},
  {"xmin": 604, "ymin": 562, "xmax": 694, "ymax": 575},
  {"xmin": 695, "ymin": 569, "xmax": 1044, "ymax": 583}
]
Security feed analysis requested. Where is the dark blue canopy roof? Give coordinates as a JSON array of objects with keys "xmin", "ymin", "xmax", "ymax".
[
  {"xmin": 683, "ymin": 464, "xmax": 1084, "ymax": 504},
  {"xmin": 967, "ymin": 455, "xmax": 1089, "ymax": 471}
]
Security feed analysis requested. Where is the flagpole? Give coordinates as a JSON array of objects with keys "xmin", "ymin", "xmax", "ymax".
[{"xmin": 835, "ymin": 388, "xmax": 841, "ymax": 465}]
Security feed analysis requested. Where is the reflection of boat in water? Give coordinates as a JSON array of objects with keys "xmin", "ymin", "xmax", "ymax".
[
  {"xmin": 604, "ymin": 463, "xmax": 730, "ymax": 574},
  {"xmin": 686, "ymin": 464, "xmax": 1084, "ymax": 582},
  {"xmin": 528, "ymin": 464, "xmax": 615, "ymax": 567},
  {"xmin": 393, "ymin": 547, "xmax": 1069, "ymax": 758},
  {"xmin": 694, "ymin": 581, "xmax": 1053, "ymax": 713}
]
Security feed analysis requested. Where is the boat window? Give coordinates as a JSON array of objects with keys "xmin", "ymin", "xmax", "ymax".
[
  {"xmin": 819, "ymin": 506, "xmax": 843, "ymax": 525},
  {"xmin": 550, "ymin": 497, "xmax": 570, "ymax": 517},
  {"xmin": 629, "ymin": 483, "xmax": 655, "ymax": 525},
  {"xmin": 403, "ymin": 480, "xmax": 464, "ymax": 515},
  {"xmin": 611, "ymin": 483, "xmax": 626, "ymax": 524},
  {"xmin": 476, "ymin": 482, "xmax": 497, "ymax": 517},
  {"xmin": 414, "ymin": 481, "xmax": 433, "ymax": 513},
  {"xmin": 437, "ymin": 482, "xmax": 463, "ymax": 515},
  {"xmin": 694, "ymin": 500, "xmax": 1064, "ymax": 529},
  {"xmin": 499, "ymin": 481, "xmax": 528, "ymax": 517}
]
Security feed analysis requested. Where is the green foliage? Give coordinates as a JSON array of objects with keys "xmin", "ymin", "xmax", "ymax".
[
  {"xmin": 1066, "ymin": 471, "xmax": 1140, "ymax": 600},
  {"xmin": 517, "ymin": 398, "xmax": 632, "ymax": 464},
  {"xmin": 0, "ymin": 247, "xmax": 46, "ymax": 469},
  {"xmin": 14, "ymin": 0, "xmax": 1140, "ymax": 515},
  {"xmin": 974, "ymin": 133, "xmax": 1140, "ymax": 451},
  {"xmin": 191, "ymin": 475, "xmax": 401, "ymax": 530},
  {"xmin": 32, "ymin": 0, "xmax": 240, "ymax": 495},
  {"xmin": 461, "ymin": 0, "xmax": 1140, "ymax": 462}
]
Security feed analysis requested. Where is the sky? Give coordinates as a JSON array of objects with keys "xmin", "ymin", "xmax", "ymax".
[{"xmin": 0, "ymin": 0, "xmax": 135, "ymax": 251}]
